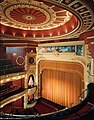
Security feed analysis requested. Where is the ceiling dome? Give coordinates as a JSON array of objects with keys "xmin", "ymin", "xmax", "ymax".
[
  {"xmin": 0, "ymin": 0, "xmax": 93, "ymax": 42},
  {"xmin": 10, "ymin": 7, "xmax": 47, "ymax": 25},
  {"xmin": 1, "ymin": 0, "xmax": 73, "ymax": 30}
]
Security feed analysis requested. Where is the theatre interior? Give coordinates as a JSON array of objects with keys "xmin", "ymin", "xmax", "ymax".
[{"xmin": 0, "ymin": 0, "xmax": 94, "ymax": 119}]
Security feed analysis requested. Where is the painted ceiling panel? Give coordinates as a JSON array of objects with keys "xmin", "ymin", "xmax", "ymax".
[{"xmin": 0, "ymin": 0, "xmax": 94, "ymax": 42}]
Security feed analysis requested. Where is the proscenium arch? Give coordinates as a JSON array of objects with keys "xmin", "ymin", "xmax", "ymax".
[
  {"xmin": 38, "ymin": 60, "xmax": 84, "ymax": 107},
  {"xmin": 39, "ymin": 60, "xmax": 84, "ymax": 78}
]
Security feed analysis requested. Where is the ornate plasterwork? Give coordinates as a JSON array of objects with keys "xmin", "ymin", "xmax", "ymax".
[
  {"xmin": 0, "ymin": 0, "xmax": 72, "ymax": 30},
  {"xmin": 0, "ymin": 0, "xmax": 94, "ymax": 41},
  {"xmin": 52, "ymin": 0, "xmax": 94, "ymax": 33}
]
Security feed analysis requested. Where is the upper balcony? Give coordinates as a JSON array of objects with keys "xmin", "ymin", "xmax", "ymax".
[{"xmin": 0, "ymin": 59, "xmax": 25, "ymax": 76}]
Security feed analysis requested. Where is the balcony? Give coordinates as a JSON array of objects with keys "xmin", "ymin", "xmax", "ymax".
[
  {"xmin": 0, "ymin": 59, "xmax": 25, "ymax": 76},
  {"xmin": 0, "ymin": 88, "xmax": 27, "ymax": 108}
]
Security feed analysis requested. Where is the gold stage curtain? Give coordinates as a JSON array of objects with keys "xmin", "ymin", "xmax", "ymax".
[{"xmin": 42, "ymin": 69, "xmax": 84, "ymax": 107}]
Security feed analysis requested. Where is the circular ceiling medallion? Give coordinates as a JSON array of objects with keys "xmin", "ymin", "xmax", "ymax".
[
  {"xmin": 22, "ymin": 15, "xmax": 36, "ymax": 21},
  {"xmin": 9, "ymin": 7, "xmax": 49, "ymax": 25},
  {"xmin": 1, "ymin": 0, "xmax": 72, "ymax": 30},
  {"xmin": 0, "ymin": 0, "xmax": 93, "ymax": 41}
]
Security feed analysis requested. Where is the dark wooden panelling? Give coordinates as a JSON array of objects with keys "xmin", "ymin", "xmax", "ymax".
[{"xmin": 0, "ymin": 47, "xmax": 6, "ymax": 59}]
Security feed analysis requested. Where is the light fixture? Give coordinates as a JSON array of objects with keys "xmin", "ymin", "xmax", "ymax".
[{"xmin": 13, "ymin": 53, "xmax": 16, "ymax": 56}]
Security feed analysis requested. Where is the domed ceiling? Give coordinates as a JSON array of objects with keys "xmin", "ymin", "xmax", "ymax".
[{"xmin": 0, "ymin": 0, "xmax": 94, "ymax": 43}]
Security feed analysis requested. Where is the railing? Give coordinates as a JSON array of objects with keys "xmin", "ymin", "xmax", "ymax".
[
  {"xmin": 0, "ymin": 89, "xmax": 27, "ymax": 108},
  {"xmin": 0, "ymin": 59, "xmax": 25, "ymax": 76},
  {"xmin": 0, "ymin": 66, "xmax": 25, "ymax": 76},
  {"xmin": 78, "ymin": 89, "xmax": 88, "ymax": 102},
  {"xmin": 0, "ymin": 59, "xmax": 12, "ymax": 66},
  {"xmin": 0, "ymin": 102, "xmax": 93, "ymax": 120},
  {"xmin": 0, "ymin": 64, "xmax": 18, "ymax": 70},
  {"xmin": 0, "ymin": 87, "xmax": 25, "ymax": 102},
  {"xmin": 0, "ymin": 83, "xmax": 94, "ymax": 119},
  {"xmin": 69, "ymin": 89, "xmax": 88, "ymax": 108},
  {"xmin": 0, "ymin": 86, "xmax": 17, "ymax": 95}
]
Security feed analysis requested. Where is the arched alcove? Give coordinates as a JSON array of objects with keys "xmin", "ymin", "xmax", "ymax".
[{"xmin": 28, "ymin": 74, "xmax": 35, "ymax": 88}]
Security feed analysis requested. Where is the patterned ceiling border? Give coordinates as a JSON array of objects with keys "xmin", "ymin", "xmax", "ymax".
[
  {"xmin": 0, "ymin": 0, "xmax": 94, "ymax": 41},
  {"xmin": 0, "ymin": 0, "xmax": 72, "ymax": 30},
  {"xmin": 40, "ymin": 0, "xmax": 94, "ymax": 39}
]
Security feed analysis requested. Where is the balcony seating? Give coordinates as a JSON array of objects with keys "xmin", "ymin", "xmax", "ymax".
[
  {"xmin": 0, "ymin": 64, "xmax": 17, "ymax": 70},
  {"xmin": 0, "ymin": 59, "xmax": 12, "ymax": 66},
  {"xmin": 0, "ymin": 87, "xmax": 24, "ymax": 101},
  {"xmin": 62, "ymin": 102, "xmax": 94, "ymax": 120},
  {"xmin": 0, "ymin": 67, "xmax": 25, "ymax": 76},
  {"xmin": 0, "ymin": 59, "xmax": 25, "ymax": 76},
  {"xmin": 0, "ymin": 97, "xmax": 66, "ymax": 116},
  {"xmin": 78, "ymin": 107, "xmax": 94, "ymax": 120},
  {"xmin": 38, "ymin": 97, "xmax": 66, "ymax": 110},
  {"xmin": 33, "ymin": 101, "xmax": 58, "ymax": 114},
  {"xmin": 0, "ymin": 83, "xmax": 94, "ymax": 119},
  {"xmin": 0, "ymin": 86, "xmax": 17, "ymax": 97},
  {"xmin": 0, "ymin": 82, "xmax": 12, "ymax": 94}
]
